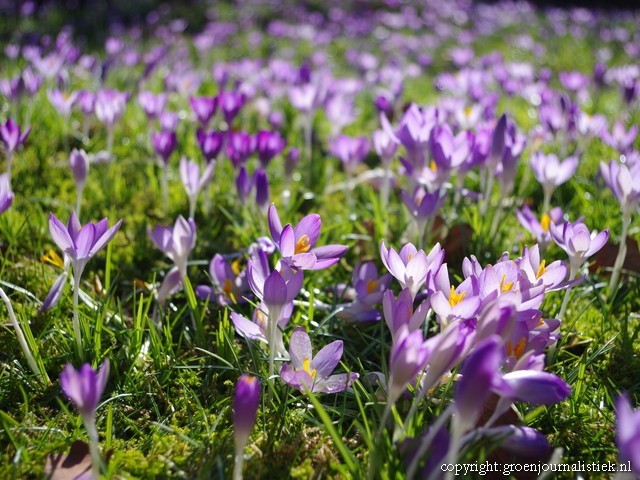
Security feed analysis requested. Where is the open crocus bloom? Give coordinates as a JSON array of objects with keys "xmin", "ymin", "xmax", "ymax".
[
  {"xmin": 280, "ymin": 327, "xmax": 358, "ymax": 394},
  {"xmin": 268, "ymin": 203, "xmax": 348, "ymax": 271}
]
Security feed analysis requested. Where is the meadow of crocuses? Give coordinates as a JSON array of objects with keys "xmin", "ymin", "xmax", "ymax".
[{"xmin": 1, "ymin": 0, "xmax": 639, "ymax": 478}]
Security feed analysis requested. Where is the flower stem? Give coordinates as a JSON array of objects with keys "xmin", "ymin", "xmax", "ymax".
[
  {"xmin": 73, "ymin": 273, "xmax": 84, "ymax": 362},
  {"xmin": 233, "ymin": 448, "xmax": 245, "ymax": 480},
  {"xmin": 480, "ymin": 169, "xmax": 494, "ymax": 217},
  {"xmin": 162, "ymin": 163, "xmax": 169, "ymax": 214},
  {"xmin": 6, "ymin": 152, "xmax": 13, "ymax": 190},
  {"xmin": 84, "ymin": 416, "xmax": 102, "ymax": 480},
  {"xmin": 75, "ymin": 186, "xmax": 84, "ymax": 221},
  {"xmin": 0, "ymin": 287, "xmax": 48, "ymax": 382},
  {"xmin": 406, "ymin": 404, "xmax": 455, "ymax": 480},
  {"xmin": 609, "ymin": 211, "xmax": 631, "ymax": 296},
  {"xmin": 368, "ymin": 401, "xmax": 392, "ymax": 480}
]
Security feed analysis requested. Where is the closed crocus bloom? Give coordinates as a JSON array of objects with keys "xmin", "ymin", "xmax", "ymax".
[
  {"xmin": 253, "ymin": 168, "xmax": 270, "ymax": 207},
  {"xmin": 0, "ymin": 173, "xmax": 14, "ymax": 214},
  {"xmin": 455, "ymin": 336, "xmax": 503, "ymax": 430},
  {"xmin": 69, "ymin": 149, "xmax": 89, "ymax": 190},
  {"xmin": 152, "ymin": 130, "xmax": 177, "ymax": 166},
  {"xmin": 383, "ymin": 288, "xmax": 429, "ymax": 339},
  {"xmin": 189, "ymin": 95, "xmax": 218, "ymax": 126},
  {"xmin": 196, "ymin": 128, "xmax": 225, "ymax": 163},
  {"xmin": 481, "ymin": 426, "xmax": 552, "ymax": 458},
  {"xmin": 601, "ymin": 121, "xmax": 638, "ymax": 154},
  {"xmin": 180, "ymin": 156, "xmax": 214, "ymax": 218},
  {"xmin": 600, "ymin": 159, "xmax": 640, "ymax": 216},
  {"xmin": 234, "ymin": 374, "xmax": 260, "ymax": 452},
  {"xmin": 94, "ymin": 88, "xmax": 128, "ymax": 128},
  {"xmin": 60, "ymin": 360, "xmax": 110, "ymax": 421},
  {"xmin": 388, "ymin": 325, "xmax": 430, "ymax": 405},
  {"xmin": 255, "ymin": 130, "xmax": 286, "ymax": 167},
  {"xmin": 616, "ymin": 394, "xmax": 640, "ymax": 475},
  {"xmin": 499, "ymin": 370, "xmax": 571, "ymax": 405}
]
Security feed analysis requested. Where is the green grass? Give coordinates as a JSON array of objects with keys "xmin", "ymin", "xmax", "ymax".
[{"xmin": 0, "ymin": 2, "xmax": 639, "ymax": 479}]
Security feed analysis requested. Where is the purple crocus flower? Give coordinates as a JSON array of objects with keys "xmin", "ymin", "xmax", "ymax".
[
  {"xmin": 387, "ymin": 325, "xmax": 430, "ymax": 405},
  {"xmin": 601, "ymin": 121, "xmax": 638, "ymax": 154},
  {"xmin": 329, "ymin": 134, "xmax": 371, "ymax": 175},
  {"xmin": 47, "ymin": 89, "xmax": 78, "ymax": 119},
  {"xmin": 0, "ymin": 173, "xmax": 14, "ymax": 214},
  {"xmin": 616, "ymin": 394, "xmax": 640, "ymax": 475},
  {"xmin": 550, "ymin": 220, "xmax": 609, "ymax": 274},
  {"xmin": 196, "ymin": 129, "xmax": 225, "ymax": 163},
  {"xmin": 159, "ymin": 112, "xmax": 179, "ymax": 132},
  {"xmin": 234, "ymin": 374, "xmax": 260, "ymax": 456},
  {"xmin": 147, "ymin": 216, "xmax": 196, "ymax": 279},
  {"xmin": 69, "ymin": 149, "xmax": 89, "ymax": 191},
  {"xmin": 219, "ymin": 90, "xmax": 245, "ymax": 125},
  {"xmin": 280, "ymin": 327, "xmax": 358, "ymax": 394},
  {"xmin": 255, "ymin": 130, "xmax": 286, "ymax": 167},
  {"xmin": 60, "ymin": 359, "xmax": 110, "ymax": 479},
  {"xmin": 455, "ymin": 336, "xmax": 503, "ymax": 430},
  {"xmin": 197, "ymin": 254, "xmax": 248, "ymax": 306},
  {"xmin": 600, "ymin": 159, "xmax": 640, "ymax": 216},
  {"xmin": 94, "ymin": 88, "xmax": 128, "ymax": 129},
  {"xmin": 379, "ymin": 241, "xmax": 444, "ymax": 300},
  {"xmin": 383, "ymin": 288, "xmax": 429, "ymax": 339},
  {"xmin": 268, "ymin": 203, "xmax": 348, "ymax": 271},
  {"xmin": 529, "ymin": 152, "xmax": 578, "ymax": 211},
  {"xmin": 189, "ymin": 95, "xmax": 218, "ymax": 126},
  {"xmin": 337, "ymin": 261, "xmax": 392, "ymax": 323},
  {"xmin": 253, "ymin": 168, "xmax": 270, "ymax": 208},
  {"xmin": 151, "ymin": 130, "xmax": 177, "ymax": 166},
  {"xmin": 0, "ymin": 118, "xmax": 30, "ymax": 154},
  {"xmin": 138, "ymin": 91, "xmax": 167, "ymax": 120},
  {"xmin": 227, "ymin": 131, "xmax": 255, "ymax": 168},
  {"xmin": 400, "ymin": 187, "xmax": 444, "ymax": 225},
  {"xmin": 60, "ymin": 360, "xmax": 110, "ymax": 421},
  {"xmin": 49, "ymin": 212, "xmax": 122, "ymax": 279},
  {"xmin": 516, "ymin": 205, "xmax": 564, "ymax": 252},
  {"xmin": 179, "ymin": 156, "xmax": 215, "ymax": 218}
]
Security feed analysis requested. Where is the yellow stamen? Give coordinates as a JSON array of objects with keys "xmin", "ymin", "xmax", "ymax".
[
  {"xmin": 536, "ymin": 260, "xmax": 546, "ymax": 280},
  {"xmin": 41, "ymin": 250, "xmax": 64, "ymax": 269},
  {"xmin": 540, "ymin": 213, "xmax": 550, "ymax": 233},
  {"xmin": 430, "ymin": 159, "xmax": 437, "ymax": 172},
  {"xmin": 507, "ymin": 338, "xmax": 527, "ymax": 359},
  {"xmin": 537, "ymin": 318, "xmax": 545, "ymax": 328},
  {"xmin": 223, "ymin": 278, "xmax": 233, "ymax": 296},
  {"xmin": 302, "ymin": 357, "xmax": 317, "ymax": 379},
  {"xmin": 295, "ymin": 234, "xmax": 311, "ymax": 254},
  {"xmin": 366, "ymin": 280, "xmax": 379, "ymax": 294},
  {"xmin": 408, "ymin": 253, "xmax": 413, "ymax": 261},
  {"xmin": 500, "ymin": 274, "xmax": 514, "ymax": 293},
  {"xmin": 231, "ymin": 258, "xmax": 241, "ymax": 276},
  {"xmin": 465, "ymin": 106, "xmax": 473, "ymax": 117},
  {"xmin": 449, "ymin": 285, "xmax": 466, "ymax": 307}
]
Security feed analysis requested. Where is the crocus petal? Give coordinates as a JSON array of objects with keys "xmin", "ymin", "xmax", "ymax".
[
  {"xmin": 90, "ymin": 219, "xmax": 122, "ymax": 256},
  {"xmin": 74, "ymin": 223, "xmax": 96, "ymax": 260},
  {"xmin": 293, "ymin": 214, "xmax": 321, "ymax": 247},
  {"xmin": 279, "ymin": 224, "xmax": 296, "ymax": 257},
  {"xmin": 311, "ymin": 340, "xmax": 343, "ymax": 379},
  {"xmin": 586, "ymin": 229, "xmax": 609, "ymax": 257},
  {"xmin": 315, "ymin": 372, "xmax": 358, "ymax": 394},
  {"xmin": 231, "ymin": 312, "xmax": 267, "ymax": 343},
  {"xmin": 501, "ymin": 370, "xmax": 571, "ymax": 405},
  {"xmin": 268, "ymin": 203, "xmax": 283, "ymax": 244},
  {"xmin": 39, "ymin": 270, "xmax": 68, "ymax": 314},
  {"xmin": 288, "ymin": 327, "xmax": 313, "ymax": 370},
  {"xmin": 49, "ymin": 213, "xmax": 75, "ymax": 256}
]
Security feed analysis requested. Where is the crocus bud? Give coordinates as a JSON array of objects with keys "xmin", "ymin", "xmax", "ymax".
[
  {"xmin": 285, "ymin": 148, "xmax": 300, "ymax": 178},
  {"xmin": 234, "ymin": 374, "xmax": 260, "ymax": 451},
  {"xmin": 60, "ymin": 359, "xmax": 110, "ymax": 421},
  {"xmin": 455, "ymin": 336, "xmax": 502, "ymax": 430},
  {"xmin": 236, "ymin": 166, "xmax": 252, "ymax": 203},
  {"xmin": 616, "ymin": 393, "xmax": 640, "ymax": 474},
  {"xmin": 69, "ymin": 149, "xmax": 89, "ymax": 190},
  {"xmin": 253, "ymin": 168, "xmax": 270, "ymax": 207}
]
